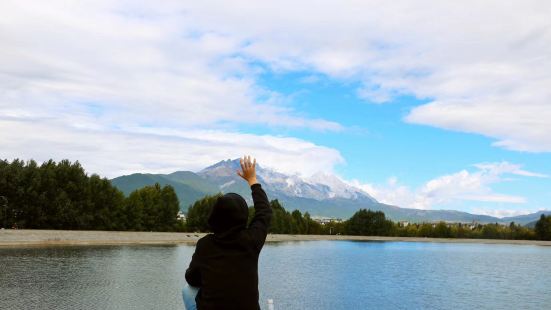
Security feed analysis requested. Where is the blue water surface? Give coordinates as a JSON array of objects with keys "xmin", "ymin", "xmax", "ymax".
[{"xmin": 1, "ymin": 241, "xmax": 550, "ymax": 309}]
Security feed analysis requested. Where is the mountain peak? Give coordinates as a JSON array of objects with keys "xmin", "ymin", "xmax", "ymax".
[
  {"xmin": 198, "ymin": 158, "xmax": 239, "ymax": 177},
  {"xmin": 200, "ymin": 158, "xmax": 237, "ymax": 169},
  {"xmin": 199, "ymin": 158, "xmax": 268, "ymax": 176},
  {"xmin": 197, "ymin": 158, "xmax": 376, "ymax": 201}
]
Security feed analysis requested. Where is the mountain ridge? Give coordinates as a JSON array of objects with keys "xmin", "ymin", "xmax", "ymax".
[{"xmin": 110, "ymin": 158, "xmax": 550, "ymax": 224}]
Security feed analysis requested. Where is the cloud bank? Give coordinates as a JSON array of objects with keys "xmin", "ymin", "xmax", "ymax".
[
  {"xmin": 179, "ymin": 1, "xmax": 551, "ymax": 152},
  {"xmin": 347, "ymin": 162, "xmax": 547, "ymax": 216},
  {"xmin": 0, "ymin": 1, "xmax": 345, "ymax": 177},
  {"xmin": 2, "ymin": 1, "xmax": 550, "ymax": 196},
  {"xmin": 0, "ymin": 118, "xmax": 343, "ymax": 178}
]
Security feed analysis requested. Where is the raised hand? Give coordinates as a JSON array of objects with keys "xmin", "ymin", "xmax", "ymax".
[{"xmin": 237, "ymin": 155, "xmax": 258, "ymax": 186}]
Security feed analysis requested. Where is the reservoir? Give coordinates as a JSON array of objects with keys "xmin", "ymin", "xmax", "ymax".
[{"xmin": 1, "ymin": 241, "xmax": 550, "ymax": 309}]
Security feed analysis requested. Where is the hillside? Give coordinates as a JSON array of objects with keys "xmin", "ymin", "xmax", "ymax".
[{"xmin": 111, "ymin": 158, "xmax": 548, "ymax": 224}]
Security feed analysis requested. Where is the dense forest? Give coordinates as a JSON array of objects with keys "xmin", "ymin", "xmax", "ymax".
[
  {"xmin": 1, "ymin": 159, "xmax": 550, "ymax": 240},
  {"xmin": 0, "ymin": 159, "xmax": 182, "ymax": 231}
]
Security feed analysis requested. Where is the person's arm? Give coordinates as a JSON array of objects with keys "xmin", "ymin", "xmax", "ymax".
[
  {"xmin": 247, "ymin": 183, "xmax": 272, "ymax": 248},
  {"xmin": 185, "ymin": 240, "xmax": 202, "ymax": 287},
  {"xmin": 237, "ymin": 156, "xmax": 273, "ymax": 250}
]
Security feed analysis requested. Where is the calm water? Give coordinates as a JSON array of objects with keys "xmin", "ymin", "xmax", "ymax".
[{"xmin": 1, "ymin": 241, "xmax": 550, "ymax": 309}]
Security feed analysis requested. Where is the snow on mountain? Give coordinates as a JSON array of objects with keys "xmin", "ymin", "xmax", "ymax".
[
  {"xmin": 306, "ymin": 172, "xmax": 377, "ymax": 202},
  {"xmin": 199, "ymin": 158, "xmax": 377, "ymax": 202}
]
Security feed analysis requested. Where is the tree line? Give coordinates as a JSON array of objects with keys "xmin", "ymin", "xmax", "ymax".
[
  {"xmin": 2, "ymin": 158, "xmax": 550, "ymax": 240},
  {"xmin": 186, "ymin": 194, "xmax": 550, "ymax": 241},
  {"xmin": 0, "ymin": 159, "xmax": 182, "ymax": 231},
  {"xmin": 185, "ymin": 195, "xmax": 324, "ymax": 235}
]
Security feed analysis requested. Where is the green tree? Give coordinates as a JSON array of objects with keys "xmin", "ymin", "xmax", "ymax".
[
  {"xmin": 434, "ymin": 222, "xmax": 452, "ymax": 238},
  {"xmin": 159, "ymin": 185, "xmax": 181, "ymax": 231},
  {"xmin": 345, "ymin": 209, "xmax": 394, "ymax": 236},
  {"xmin": 125, "ymin": 192, "xmax": 145, "ymax": 231},
  {"xmin": 125, "ymin": 183, "xmax": 181, "ymax": 231},
  {"xmin": 291, "ymin": 209, "xmax": 305, "ymax": 234},
  {"xmin": 0, "ymin": 158, "xmax": 183, "ymax": 231},
  {"xmin": 185, "ymin": 193, "xmax": 222, "ymax": 232},
  {"xmin": 88, "ymin": 175, "xmax": 126, "ymax": 230},
  {"xmin": 303, "ymin": 212, "xmax": 322, "ymax": 234},
  {"xmin": 268, "ymin": 199, "xmax": 291, "ymax": 234},
  {"xmin": 535, "ymin": 214, "xmax": 551, "ymax": 240}
]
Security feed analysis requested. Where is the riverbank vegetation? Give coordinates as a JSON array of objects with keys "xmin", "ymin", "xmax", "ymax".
[{"xmin": 1, "ymin": 159, "xmax": 549, "ymax": 240}]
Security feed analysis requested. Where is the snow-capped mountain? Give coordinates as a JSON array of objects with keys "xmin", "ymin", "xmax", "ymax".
[
  {"xmin": 111, "ymin": 158, "xmax": 546, "ymax": 223},
  {"xmin": 198, "ymin": 159, "xmax": 376, "ymax": 202}
]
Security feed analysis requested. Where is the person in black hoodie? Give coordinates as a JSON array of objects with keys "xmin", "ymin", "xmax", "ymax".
[{"xmin": 183, "ymin": 155, "xmax": 273, "ymax": 310}]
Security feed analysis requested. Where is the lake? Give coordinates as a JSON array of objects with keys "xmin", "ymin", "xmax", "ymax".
[{"xmin": 1, "ymin": 241, "xmax": 550, "ymax": 309}]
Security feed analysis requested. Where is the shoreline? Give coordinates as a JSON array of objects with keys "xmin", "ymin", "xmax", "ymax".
[{"xmin": 1, "ymin": 229, "xmax": 550, "ymax": 247}]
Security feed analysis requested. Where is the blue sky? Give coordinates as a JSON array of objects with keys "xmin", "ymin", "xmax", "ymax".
[
  {"xmin": 252, "ymin": 71, "xmax": 551, "ymax": 215},
  {"xmin": 1, "ymin": 1, "xmax": 550, "ymax": 217}
]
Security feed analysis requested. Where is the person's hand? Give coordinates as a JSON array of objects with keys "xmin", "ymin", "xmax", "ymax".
[{"xmin": 237, "ymin": 155, "xmax": 258, "ymax": 186}]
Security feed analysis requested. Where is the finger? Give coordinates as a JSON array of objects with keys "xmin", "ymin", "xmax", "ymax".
[
  {"xmin": 253, "ymin": 158, "xmax": 256, "ymax": 168},
  {"xmin": 236, "ymin": 170, "xmax": 243, "ymax": 178},
  {"xmin": 245, "ymin": 155, "xmax": 250, "ymax": 169},
  {"xmin": 240, "ymin": 158, "xmax": 246, "ymax": 173}
]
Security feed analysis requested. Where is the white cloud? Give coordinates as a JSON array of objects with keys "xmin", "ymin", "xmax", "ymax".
[
  {"xmin": 2, "ymin": 1, "xmax": 551, "ymax": 184},
  {"xmin": 0, "ymin": 1, "xmax": 343, "ymax": 131},
  {"xmin": 0, "ymin": 117, "xmax": 343, "ymax": 178},
  {"xmin": 175, "ymin": 1, "xmax": 551, "ymax": 152},
  {"xmin": 473, "ymin": 162, "xmax": 549, "ymax": 178},
  {"xmin": 0, "ymin": 0, "xmax": 349, "ymax": 177},
  {"xmin": 4, "ymin": 1, "xmax": 549, "ymax": 153},
  {"xmin": 347, "ymin": 162, "xmax": 545, "ymax": 211},
  {"xmin": 472, "ymin": 209, "xmax": 539, "ymax": 219},
  {"xmin": 347, "ymin": 177, "xmax": 417, "ymax": 209}
]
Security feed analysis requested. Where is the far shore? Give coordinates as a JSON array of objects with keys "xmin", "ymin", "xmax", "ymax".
[{"xmin": 1, "ymin": 229, "xmax": 550, "ymax": 247}]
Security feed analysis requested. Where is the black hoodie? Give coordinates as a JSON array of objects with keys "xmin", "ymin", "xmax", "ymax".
[{"xmin": 185, "ymin": 183, "xmax": 273, "ymax": 310}]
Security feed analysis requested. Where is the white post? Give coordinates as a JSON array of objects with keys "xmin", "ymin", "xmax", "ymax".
[{"xmin": 267, "ymin": 299, "xmax": 274, "ymax": 310}]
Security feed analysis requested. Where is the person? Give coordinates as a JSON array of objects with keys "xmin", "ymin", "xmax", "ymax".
[{"xmin": 183, "ymin": 155, "xmax": 273, "ymax": 310}]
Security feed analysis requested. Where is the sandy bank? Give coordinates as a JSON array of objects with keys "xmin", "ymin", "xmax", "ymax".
[{"xmin": 1, "ymin": 229, "xmax": 550, "ymax": 247}]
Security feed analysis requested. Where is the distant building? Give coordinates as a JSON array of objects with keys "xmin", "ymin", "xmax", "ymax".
[
  {"xmin": 398, "ymin": 221, "xmax": 410, "ymax": 227},
  {"xmin": 177, "ymin": 211, "xmax": 186, "ymax": 222},
  {"xmin": 313, "ymin": 217, "xmax": 343, "ymax": 225}
]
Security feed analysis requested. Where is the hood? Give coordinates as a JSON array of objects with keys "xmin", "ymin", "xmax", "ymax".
[{"xmin": 208, "ymin": 192, "xmax": 249, "ymax": 234}]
